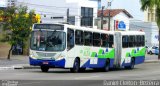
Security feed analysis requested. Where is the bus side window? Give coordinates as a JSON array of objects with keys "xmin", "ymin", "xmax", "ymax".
[
  {"xmin": 67, "ymin": 28, "xmax": 74, "ymax": 50},
  {"xmin": 75, "ymin": 30, "xmax": 83, "ymax": 45},
  {"xmin": 101, "ymin": 34, "xmax": 109, "ymax": 47},
  {"xmin": 109, "ymin": 35, "xmax": 114, "ymax": 48},
  {"xmin": 135, "ymin": 36, "xmax": 138, "ymax": 47},
  {"xmin": 122, "ymin": 36, "xmax": 128, "ymax": 48},
  {"xmin": 142, "ymin": 35, "xmax": 145, "ymax": 46},
  {"xmin": 137, "ymin": 35, "xmax": 141, "ymax": 47},
  {"xmin": 84, "ymin": 31, "xmax": 92, "ymax": 46},
  {"xmin": 93, "ymin": 33, "xmax": 100, "ymax": 47},
  {"xmin": 129, "ymin": 36, "xmax": 135, "ymax": 47}
]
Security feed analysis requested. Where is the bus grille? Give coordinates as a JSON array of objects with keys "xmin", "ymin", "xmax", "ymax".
[{"xmin": 36, "ymin": 52, "xmax": 56, "ymax": 57}]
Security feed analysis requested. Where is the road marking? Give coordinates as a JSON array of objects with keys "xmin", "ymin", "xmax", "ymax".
[
  {"xmin": 0, "ymin": 67, "xmax": 14, "ymax": 70},
  {"xmin": 75, "ymin": 75, "xmax": 100, "ymax": 80},
  {"xmin": 18, "ymin": 81, "xmax": 42, "ymax": 85}
]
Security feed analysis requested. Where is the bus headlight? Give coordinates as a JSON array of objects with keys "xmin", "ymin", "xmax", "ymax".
[
  {"xmin": 30, "ymin": 51, "xmax": 37, "ymax": 59},
  {"xmin": 56, "ymin": 54, "xmax": 65, "ymax": 60}
]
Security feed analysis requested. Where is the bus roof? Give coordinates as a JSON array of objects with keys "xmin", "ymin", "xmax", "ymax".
[
  {"xmin": 116, "ymin": 31, "xmax": 145, "ymax": 35},
  {"xmin": 64, "ymin": 24, "xmax": 115, "ymax": 34},
  {"xmin": 33, "ymin": 23, "xmax": 145, "ymax": 35}
]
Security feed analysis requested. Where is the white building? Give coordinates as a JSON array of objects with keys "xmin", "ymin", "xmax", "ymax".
[
  {"xmin": 17, "ymin": 0, "xmax": 98, "ymax": 28},
  {"xmin": 130, "ymin": 20, "xmax": 159, "ymax": 46},
  {"xmin": 97, "ymin": 9, "xmax": 133, "ymax": 31},
  {"xmin": 0, "ymin": 0, "xmax": 17, "ymax": 7},
  {"xmin": 0, "ymin": 0, "xmax": 7, "ymax": 7}
]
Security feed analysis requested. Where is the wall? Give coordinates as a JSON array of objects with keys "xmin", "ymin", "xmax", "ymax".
[{"xmin": 97, "ymin": 12, "xmax": 130, "ymax": 31}]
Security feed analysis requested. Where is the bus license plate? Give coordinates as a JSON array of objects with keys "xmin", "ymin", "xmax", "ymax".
[{"xmin": 43, "ymin": 61, "xmax": 49, "ymax": 64}]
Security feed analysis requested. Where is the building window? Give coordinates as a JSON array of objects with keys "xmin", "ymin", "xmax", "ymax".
[{"xmin": 81, "ymin": 7, "xmax": 93, "ymax": 27}]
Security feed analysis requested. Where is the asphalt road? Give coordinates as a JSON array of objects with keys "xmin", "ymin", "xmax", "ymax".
[
  {"xmin": 0, "ymin": 63, "xmax": 160, "ymax": 86},
  {"xmin": 0, "ymin": 55, "xmax": 160, "ymax": 86},
  {"xmin": 0, "ymin": 63, "xmax": 160, "ymax": 80}
]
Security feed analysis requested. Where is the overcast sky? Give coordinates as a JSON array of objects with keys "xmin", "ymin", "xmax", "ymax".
[{"xmin": 101, "ymin": 0, "xmax": 144, "ymax": 21}]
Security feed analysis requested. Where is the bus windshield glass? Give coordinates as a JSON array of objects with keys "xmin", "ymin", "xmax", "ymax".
[{"xmin": 30, "ymin": 31, "xmax": 66, "ymax": 51}]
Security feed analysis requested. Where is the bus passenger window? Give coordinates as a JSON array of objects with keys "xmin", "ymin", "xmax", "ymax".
[
  {"xmin": 67, "ymin": 28, "xmax": 74, "ymax": 50},
  {"xmin": 75, "ymin": 30, "xmax": 83, "ymax": 45},
  {"xmin": 84, "ymin": 31, "xmax": 92, "ymax": 46},
  {"xmin": 141, "ymin": 36, "xmax": 145, "ymax": 46},
  {"xmin": 101, "ymin": 34, "xmax": 109, "ymax": 47},
  {"xmin": 122, "ymin": 36, "xmax": 128, "ymax": 48},
  {"xmin": 109, "ymin": 35, "xmax": 114, "ymax": 48},
  {"xmin": 93, "ymin": 33, "xmax": 100, "ymax": 47},
  {"xmin": 129, "ymin": 36, "xmax": 135, "ymax": 47}
]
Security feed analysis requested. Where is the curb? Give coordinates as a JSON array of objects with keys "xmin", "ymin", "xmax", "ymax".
[
  {"xmin": 144, "ymin": 60, "xmax": 160, "ymax": 63},
  {"xmin": 22, "ymin": 66, "xmax": 40, "ymax": 69},
  {"xmin": 12, "ymin": 65, "xmax": 40, "ymax": 69}
]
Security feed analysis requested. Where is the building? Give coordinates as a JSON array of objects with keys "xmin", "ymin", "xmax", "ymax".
[
  {"xmin": 7, "ymin": 0, "xmax": 17, "ymax": 7},
  {"xmin": 0, "ymin": 0, "xmax": 17, "ymax": 8},
  {"xmin": 97, "ymin": 9, "xmax": 133, "ymax": 31},
  {"xmin": 17, "ymin": 0, "xmax": 99, "ymax": 28},
  {"xmin": 130, "ymin": 20, "xmax": 159, "ymax": 46},
  {"xmin": 144, "ymin": 7, "xmax": 156, "ymax": 22}
]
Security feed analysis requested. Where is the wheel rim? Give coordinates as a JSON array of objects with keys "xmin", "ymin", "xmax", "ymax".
[
  {"xmin": 74, "ymin": 59, "xmax": 79, "ymax": 72},
  {"xmin": 105, "ymin": 65, "xmax": 109, "ymax": 71},
  {"xmin": 131, "ymin": 59, "xmax": 135, "ymax": 69}
]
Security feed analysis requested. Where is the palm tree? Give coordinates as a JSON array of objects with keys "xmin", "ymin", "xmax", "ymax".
[{"xmin": 140, "ymin": 0, "xmax": 160, "ymax": 59}]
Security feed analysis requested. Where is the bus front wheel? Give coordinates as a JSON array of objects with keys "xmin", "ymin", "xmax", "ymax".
[
  {"xmin": 41, "ymin": 66, "xmax": 49, "ymax": 72},
  {"xmin": 70, "ymin": 58, "xmax": 80, "ymax": 73}
]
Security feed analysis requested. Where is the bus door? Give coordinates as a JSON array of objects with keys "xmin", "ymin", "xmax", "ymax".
[{"xmin": 114, "ymin": 32, "xmax": 122, "ymax": 68}]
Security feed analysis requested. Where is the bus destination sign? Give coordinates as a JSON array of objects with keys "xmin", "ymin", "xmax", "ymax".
[{"xmin": 34, "ymin": 24, "xmax": 64, "ymax": 30}]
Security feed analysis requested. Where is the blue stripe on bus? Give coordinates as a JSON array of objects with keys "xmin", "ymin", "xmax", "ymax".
[
  {"xmin": 81, "ymin": 58, "xmax": 114, "ymax": 68},
  {"xmin": 29, "ymin": 57, "xmax": 65, "ymax": 68},
  {"xmin": 122, "ymin": 56, "xmax": 145, "ymax": 67}
]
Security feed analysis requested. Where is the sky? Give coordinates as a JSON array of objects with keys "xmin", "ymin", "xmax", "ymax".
[{"xmin": 101, "ymin": 0, "xmax": 144, "ymax": 21}]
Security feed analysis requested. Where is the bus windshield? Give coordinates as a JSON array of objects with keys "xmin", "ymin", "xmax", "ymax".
[{"xmin": 30, "ymin": 30, "xmax": 66, "ymax": 51}]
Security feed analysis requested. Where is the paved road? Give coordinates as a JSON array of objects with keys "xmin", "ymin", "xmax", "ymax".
[
  {"xmin": 0, "ymin": 63, "xmax": 160, "ymax": 86},
  {"xmin": 0, "ymin": 63, "xmax": 160, "ymax": 80}
]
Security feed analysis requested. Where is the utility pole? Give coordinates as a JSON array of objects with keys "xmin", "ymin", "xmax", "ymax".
[
  {"xmin": 67, "ymin": 8, "xmax": 69, "ymax": 24},
  {"xmin": 101, "ymin": 6, "xmax": 105, "ymax": 30},
  {"xmin": 108, "ymin": 2, "xmax": 111, "ymax": 31}
]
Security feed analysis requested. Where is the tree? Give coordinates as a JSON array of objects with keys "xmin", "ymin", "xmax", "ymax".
[
  {"xmin": 140, "ymin": 0, "xmax": 160, "ymax": 59},
  {"xmin": 0, "ymin": 6, "xmax": 38, "ymax": 59}
]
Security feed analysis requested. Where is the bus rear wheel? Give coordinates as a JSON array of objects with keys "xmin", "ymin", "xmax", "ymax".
[
  {"xmin": 102, "ymin": 60, "xmax": 110, "ymax": 72},
  {"xmin": 41, "ymin": 66, "xmax": 49, "ymax": 72},
  {"xmin": 70, "ymin": 58, "xmax": 80, "ymax": 73}
]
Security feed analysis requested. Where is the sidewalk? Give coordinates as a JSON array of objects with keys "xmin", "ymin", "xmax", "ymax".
[
  {"xmin": 0, "ymin": 55, "xmax": 38, "ymax": 70},
  {"xmin": 0, "ymin": 55, "xmax": 159, "ymax": 70}
]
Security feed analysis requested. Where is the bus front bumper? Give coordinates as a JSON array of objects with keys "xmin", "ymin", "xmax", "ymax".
[{"xmin": 29, "ymin": 57, "xmax": 65, "ymax": 68}]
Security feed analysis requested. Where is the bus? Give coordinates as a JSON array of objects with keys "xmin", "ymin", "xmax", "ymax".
[{"xmin": 29, "ymin": 23, "xmax": 146, "ymax": 73}]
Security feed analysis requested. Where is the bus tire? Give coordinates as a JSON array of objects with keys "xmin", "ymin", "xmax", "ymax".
[
  {"xmin": 102, "ymin": 59, "xmax": 110, "ymax": 72},
  {"xmin": 125, "ymin": 58, "xmax": 135, "ymax": 69},
  {"xmin": 41, "ymin": 66, "xmax": 49, "ymax": 72},
  {"xmin": 79, "ymin": 68, "xmax": 86, "ymax": 72},
  {"xmin": 70, "ymin": 58, "xmax": 80, "ymax": 73}
]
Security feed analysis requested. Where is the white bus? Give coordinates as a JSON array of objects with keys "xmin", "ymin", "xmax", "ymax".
[{"xmin": 29, "ymin": 23, "xmax": 146, "ymax": 72}]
